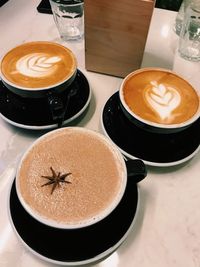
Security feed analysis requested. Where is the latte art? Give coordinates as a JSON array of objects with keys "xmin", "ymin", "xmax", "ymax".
[
  {"xmin": 122, "ymin": 69, "xmax": 199, "ymax": 125},
  {"xmin": 16, "ymin": 53, "xmax": 61, "ymax": 78},
  {"xmin": 1, "ymin": 42, "xmax": 77, "ymax": 89},
  {"xmin": 145, "ymin": 81, "xmax": 181, "ymax": 122}
]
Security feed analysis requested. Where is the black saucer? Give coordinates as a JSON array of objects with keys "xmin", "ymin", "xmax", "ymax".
[
  {"xmin": 9, "ymin": 178, "xmax": 138, "ymax": 265},
  {"xmin": 102, "ymin": 92, "xmax": 200, "ymax": 166},
  {"xmin": 0, "ymin": 70, "xmax": 91, "ymax": 130}
]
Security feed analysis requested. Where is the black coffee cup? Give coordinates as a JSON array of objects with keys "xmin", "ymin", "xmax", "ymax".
[
  {"xmin": 0, "ymin": 41, "xmax": 78, "ymax": 125},
  {"xmin": 119, "ymin": 68, "xmax": 200, "ymax": 134},
  {"xmin": 15, "ymin": 127, "xmax": 147, "ymax": 229}
]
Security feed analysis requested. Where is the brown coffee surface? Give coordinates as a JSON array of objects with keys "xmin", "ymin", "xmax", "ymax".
[
  {"xmin": 18, "ymin": 128, "xmax": 124, "ymax": 225},
  {"xmin": 1, "ymin": 41, "xmax": 76, "ymax": 88},
  {"xmin": 123, "ymin": 69, "xmax": 199, "ymax": 125}
]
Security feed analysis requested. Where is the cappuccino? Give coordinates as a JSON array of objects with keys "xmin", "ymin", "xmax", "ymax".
[
  {"xmin": 16, "ymin": 127, "xmax": 126, "ymax": 228},
  {"xmin": 121, "ymin": 68, "xmax": 199, "ymax": 125},
  {"xmin": 1, "ymin": 41, "xmax": 77, "ymax": 89}
]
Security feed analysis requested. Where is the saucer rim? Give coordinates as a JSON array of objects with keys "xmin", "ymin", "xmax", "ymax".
[
  {"xmin": 101, "ymin": 92, "xmax": 200, "ymax": 167},
  {"xmin": 0, "ymin": 69, "xmax": 91, "ymax": 130},
  {"xmin": 8, "ymin": 177, "xmax": 140, "ymax": 266}
]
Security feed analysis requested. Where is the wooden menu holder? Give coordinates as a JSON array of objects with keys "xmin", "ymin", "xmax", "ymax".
[{"xmin": 84, "ymin": 0, "xmax": 155, "ymax": 78}]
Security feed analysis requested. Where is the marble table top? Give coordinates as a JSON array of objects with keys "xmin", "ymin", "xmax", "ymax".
[{"xmin": 0, "ymin": 1, "xmax": 200, "ymax": 267}]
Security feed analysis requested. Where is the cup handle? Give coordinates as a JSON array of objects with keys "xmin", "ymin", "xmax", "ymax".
[
  {"xmin": 47, "ymin": 92, "xmax": 64, "ymax": 123},
  {"xmin": 125, "ymin": 159, "xmax": 147, "ymax": 183}
]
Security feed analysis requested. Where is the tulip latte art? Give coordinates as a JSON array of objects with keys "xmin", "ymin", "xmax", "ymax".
[
  {"xmin": 145, "ymin": 81, "xmax": 181, "ymax": 121},
  {"xmin": 123, "ymin": 69, "xmax": 199, "ymax": 125},
  {"xmin": 1, "ymin": 42, "xmax": 76, "ymax": 88}
]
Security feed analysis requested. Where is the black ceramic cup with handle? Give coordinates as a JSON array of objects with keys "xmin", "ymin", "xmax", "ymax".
[
  {"xmin": 15, "ymin": 127, "xmax": 147, "ymax": 230},
  {"xmin": 0, "ymin": 41, "xmax": 77, "ymax": 124},
  {"xmin": 119, "ymin": 67, "xmax": 200, "ymax": 134}
]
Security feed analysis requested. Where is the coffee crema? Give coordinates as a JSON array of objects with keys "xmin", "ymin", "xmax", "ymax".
[
  {"xmin": 122, "ymin": 69, "xmax": 199, "ymax": 125},
  {"xmin": 17, "ymin": 128, "xmax": 125, "ymax": 227},
  {"xmin": 1, "ymin": 41, "xmax": 77, "ymax": 88}
]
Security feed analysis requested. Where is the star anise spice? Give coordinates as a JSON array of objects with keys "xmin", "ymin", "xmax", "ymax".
[{"xmin": 41, "ymin": 167, "xmax": 71, "ymax": 194}]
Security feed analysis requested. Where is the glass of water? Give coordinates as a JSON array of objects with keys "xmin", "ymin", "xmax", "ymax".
[
  {"xmin": 174, "ymin": 0, "xmax": 191, "ymax": 36},
  {"xmin": 49, "ymin": 0, "xmax": 84, "ymax": 41},
  {"xmin": 178, "ymin": 1, "xmax": 200, "ymax": 61}
]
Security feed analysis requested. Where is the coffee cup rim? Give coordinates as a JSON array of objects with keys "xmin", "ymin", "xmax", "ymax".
[
  {"xmin": 119, "ymin": 67, "xmax": 200, "ymax": 130},
  {"xmin": 0, "ymin": 41, "xmax": 77, "ymax": 91},
  {"xmin": 15, "ymin": 127, "xmax": 127, "ymax": 229}
]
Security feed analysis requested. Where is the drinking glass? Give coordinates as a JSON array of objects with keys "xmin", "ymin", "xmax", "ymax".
[
  {"xmin": 49, "ymin": 0, "xmax": 84, "ymax": 41},
  {"xmin": 178, "ymin": 1, "xmax": 200, "ymax": 61},
  {"xmin": 174, "ymin": 0, "xmax": 191, "ymax": 35}
]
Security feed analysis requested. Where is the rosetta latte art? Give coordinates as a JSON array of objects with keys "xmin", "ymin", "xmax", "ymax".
[
  {"xmin": 145, "ymin": 81, "xmax": 181, "ymax": 122},
  {"xmin": 16, "ymin": 53, "xmax": 61, "ymax": 78}
]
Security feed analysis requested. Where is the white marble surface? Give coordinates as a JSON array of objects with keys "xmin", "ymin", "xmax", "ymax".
[{"xmin": 0, "ymin": 1, "xmax": 200, "ymax": 266}]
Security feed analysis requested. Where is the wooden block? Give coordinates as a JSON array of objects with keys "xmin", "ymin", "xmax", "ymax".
[{"xmin": 84, "ymin": 0, "xmax": 155, "ymax": 77}]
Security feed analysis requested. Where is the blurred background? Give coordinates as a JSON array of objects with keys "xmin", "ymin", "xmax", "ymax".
[
  {"xmin": 155, "ymin": 0, "xmax": 183, "ymax": 11},
  {"xmin": 0, "ymin": 0, "xmax": 183, "ymax": 11}
]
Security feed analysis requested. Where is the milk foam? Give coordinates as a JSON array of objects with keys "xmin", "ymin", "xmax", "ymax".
[
  {"xmin": 16, "ymin": 53, "xmax": 61, "ymax": 78},
  {"xmin": 145, "ymin": 81, "xmax": 181, "ymax": 122},
  {"xmin": 17, "ymin": 128, "xmax": 126, "ymax": 228}
]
